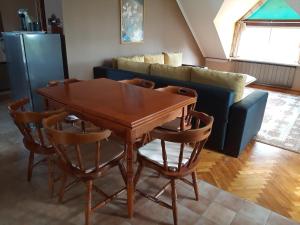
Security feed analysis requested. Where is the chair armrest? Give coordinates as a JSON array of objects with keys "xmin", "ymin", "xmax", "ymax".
[{"xmin": 224, "ymin": 90, "xmax": 268, "ymax": 157}]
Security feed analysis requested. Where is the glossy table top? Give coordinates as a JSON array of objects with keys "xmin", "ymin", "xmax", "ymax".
[{"xmin": 37, "ymin": 78, "xmax": 195, "ymax": 128}]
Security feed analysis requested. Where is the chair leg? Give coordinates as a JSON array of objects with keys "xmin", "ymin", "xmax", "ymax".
[
  {"xmin": 81, "ymin": 121, "xmax": 86, "ymax": 133},
  {"xmin": 171, "ymin": 179, "xmax": 178, "ymax": 225},
  {"xmin": 47, "ymin": 157, "xmax": 55, "ymax": 197},
  {"xmin": 85, "ymin": 180, "xmax": 93, "ymax": 225},
  {"xmin": 192, "ymin": 171, "xmax": 199, "ymax": 201},
  {"xmin": 58, "ymin": 173, "xmax": 68, "ymax": 203},
  {"xmin": 134, "ymin": 163, "xmax": 143, "ymax": 189},
  {"xmin": 118, "ymin": 161, "xmax": 127, "ymax": 184},
  {"xmin": 141, "ymin": 133, "xmax": 150, "ymax": 145},
  {"xmin": 27, "ymin": 152, "xmax": 35, "ymax": 182}
]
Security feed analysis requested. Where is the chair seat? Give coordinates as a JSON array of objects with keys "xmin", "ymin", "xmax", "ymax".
[
  {"xmin": 138, "ymin": 139, "xmax": 193, "ymax": 169},
  {"xmin": 159, "ymin": 118, "xmax": 192, "ymax": 132},
  {"xmin": 67, "ymin": 137, "xmax": 124, "ymax": 172},
  {"xmin": 32, "ymin": 124, "xmax": 83, "ymax": 148},
  {"xmin": 158, "ymin": 105, "xmax": 190, "ymax": 131},
  {"xmin": 159, "ymin": 118, "xmax": 182, "ymax": 131}
]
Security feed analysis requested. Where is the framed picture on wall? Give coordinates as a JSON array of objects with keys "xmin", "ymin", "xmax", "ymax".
[{"xmin": 120, "ymin": 0, "xmax": 144, "ymax": 44}]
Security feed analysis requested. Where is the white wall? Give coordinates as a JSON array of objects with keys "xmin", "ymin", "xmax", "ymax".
[
  {"xmin": 177, "ymin": 0, "xmax": 260, "ymax": 59},
  {"xmin": 177, "ymin": 0, "xmax": 225, "ymax": 59},
  {"xmin": 44, "ymin": 0, "xmax": 63, "ymax": 31},
  {"xmin": 0, "ymin": 0, "xmax": 36, "ymax": 31},
  {"xmin": 205, "ymin": 58, "xmax": 234, "ymax": 72},
  {"xmin": 214, "ymin": 0, "xmax": 260, "ymax": 57},
  {"xmin": 287, "ymin": 0, "xmax": 300, "ymax": 14},
  {"xmin": 62, "ymin": 0, "xmax": 204, "ymax": 80}
]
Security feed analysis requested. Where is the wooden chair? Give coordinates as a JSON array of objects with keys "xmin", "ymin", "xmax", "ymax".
[
  {"xmin": 156, "ymin": 86, "xmax": 198, "ymax": 131},
  {"xmin": 46, "ymin": 78, "xmax": 81, "ymax": 113},
  {"xmin": 46, "ymin": 79, "xmax": 89, "ymax": 131},
  {"xmin": 43, "ymin": 112, "xmax": 127, "ymax": 225},
  {"xmin": 134, "ymin": 110, "xmax": 214, "ymax": 225},
  {"xmin": 7, "ymin": 98, "xmax": 64, "ymax": 190},
  {"xmin": 119, "ymin": 78, "xmax": 155, "ymax": 89},
  {"xmin": 119, "ymin": 78, "xmax": 155, "ymax": 146}
]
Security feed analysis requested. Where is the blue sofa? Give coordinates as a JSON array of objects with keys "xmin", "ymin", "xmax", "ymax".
[{"xmin": 93, "ymin": 66, "xmax": 268, "ymax": 157}]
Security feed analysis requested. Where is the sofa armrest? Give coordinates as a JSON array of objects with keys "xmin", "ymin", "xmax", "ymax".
[
  {"xmin": 224, "ymin": 90, "xmax": 268, "ymax": 157},
  {"xmin": 93, "ymin": 66, "xmax": 108, "ymax": 79}
]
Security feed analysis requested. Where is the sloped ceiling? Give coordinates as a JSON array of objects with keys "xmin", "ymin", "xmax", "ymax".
[
  {"xmin": 286, "ymin": 0, "xmax": 300, "ymax": 14},
  {"xmin": 177, "ymin": 0, "xmax": 260, "ymax": 59},
  {"xmin": 177, "ymin": 0, "xmax": 225, "ymax": 59}
]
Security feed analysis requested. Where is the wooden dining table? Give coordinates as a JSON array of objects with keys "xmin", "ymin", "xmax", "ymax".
[{"xmin": 37, "ymin": 78, "xmax": 196, "ymax": 218}]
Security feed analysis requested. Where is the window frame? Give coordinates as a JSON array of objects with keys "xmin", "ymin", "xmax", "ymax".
[
  {"xmin": 231, "ymin": 20, "xmax": 300, "ymax": 65},
  {"xmin": 243, "ymin": 19, "xmax": 300, "ymax": 27}
]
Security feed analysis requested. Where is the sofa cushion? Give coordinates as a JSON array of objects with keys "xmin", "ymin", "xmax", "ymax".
[
  {"xmin": 117, "ymin": 59, "xmax": 151, "ymax": 74},
  {"xmin": 121, "ymin": 55, "xmax": 145, "ymax": 62},
  {"xmin": 163, "ymin": 52, "xmax": 182, "ymax": 67},
  {"xmin": 144, "ymin": 54, "xmax": 164, "ymax": 64},
  {"xmin": 191, "ymin": 68, "xmax": 246, "ymax": 102},
  {"xmin": 112, "ymin": 58, "xmax": 118, "ymax": 69},
  {"xmin": 112, "ymin": 55, "xmax": 144, "ymax": 68},
  {"xmin": 150, "ymin": 64, "xmax": 191, "ymax": 81}
]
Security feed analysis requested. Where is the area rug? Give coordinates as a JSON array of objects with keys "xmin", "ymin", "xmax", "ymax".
[{"xmin": 245, "ymin": 87, "xmax": 300, "ymax": 153}]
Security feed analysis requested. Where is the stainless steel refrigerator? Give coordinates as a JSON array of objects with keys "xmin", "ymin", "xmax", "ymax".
[{"xmin": 3, "ymin": 32, "xmax": 66, "ymax": 111}]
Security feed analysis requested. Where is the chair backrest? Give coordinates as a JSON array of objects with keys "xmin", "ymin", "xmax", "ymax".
[
  {"xmin": 43, "ymin": 112, "xmax": 113, "ymax": 176},
  {"xmin": 119, "ymin": 78, "xmax": 155, "ymax": 89},
  {"xmin": 156, "ymin": 86, "xmax": 198, "ymax": 127},
  {"xmin": 150, "ymin": 110, "xmax": 213, "ymax": 174},
  {"xmin": 156, "ymin": 86, "xmax": 198, "ymax": 98},
  {"xmin": 8, "ymin": 98, "xmax": 64, "ymax": 153}
]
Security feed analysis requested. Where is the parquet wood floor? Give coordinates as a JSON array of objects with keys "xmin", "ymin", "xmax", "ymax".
[
  {"xmin": 249, "ymin": 84, "xmax": 300, "ymax": 95},
  {"xmin": 197, "ymin": 84, "xmax": 300, "ymax": 222},
  {"xmin": 197, "ymin": 128, "xmax": 300, "ymax": 223}
]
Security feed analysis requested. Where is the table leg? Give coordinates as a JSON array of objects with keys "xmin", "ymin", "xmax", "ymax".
[{"xmin": 126, "ymin": 140, "xmax": 134, "ymax": 218}]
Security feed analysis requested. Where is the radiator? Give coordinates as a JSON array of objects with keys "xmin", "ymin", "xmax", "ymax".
[{"xmin": 233, "ymin": 60, "xmax": 296, "ymax": 88}]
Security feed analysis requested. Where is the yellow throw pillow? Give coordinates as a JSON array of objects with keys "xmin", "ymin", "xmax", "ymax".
[
  {"xmin": 127, "ymin": 55, "xmax": 145, "ymax": 62},
  {"xmin": 119, "ymin": 55, "xmax": 145, "ymax": 62},
  {"xmin": 163, "ymin": 52, "xmax": 183, "ymax": 67},
  {"xmin": 191, "ymin": 67, "xmax": 246, "ymax": 102},
  {"xmin": 144, "ymin": 54, "xmax": 164, "ymax": 64},
  {"xmin": 112, "ymin": 58, "xmax": 118, "ymax": 68},
  {"xmin": 117, "ymin": 59, "xmax": 150, "ymax": 74},
  {"xmin": 150, "ymin": 64, "xmax": 191, "ymax": 81}
]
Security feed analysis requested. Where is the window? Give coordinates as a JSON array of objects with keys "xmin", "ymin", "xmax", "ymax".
[
  {"xmin": 232, "ymin": 0, "xmax": 300, "ymax": 64},
  {"xmin": 236, "ymin": 25, "xmax": 300, "ymax": 64}
]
